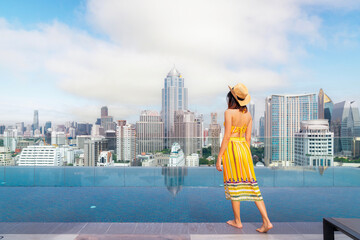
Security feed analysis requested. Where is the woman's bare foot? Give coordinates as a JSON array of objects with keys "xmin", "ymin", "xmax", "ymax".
[
  {"xmin": 256, "ymin": 221, "xmax": 273, "ymax": 233},
  {"xmin": 226, "ymin": 220, "xmax": 243, "ymax": 229}
]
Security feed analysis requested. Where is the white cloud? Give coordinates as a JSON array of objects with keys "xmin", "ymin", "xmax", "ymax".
[{"xmin": 1, "ymin": 0, "xmax": 357, "ymax": 124}]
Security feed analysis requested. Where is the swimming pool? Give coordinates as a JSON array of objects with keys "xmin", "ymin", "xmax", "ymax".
[{"xmin": 0, "ymin": 167, "xmax": 359, "ymax": 222}]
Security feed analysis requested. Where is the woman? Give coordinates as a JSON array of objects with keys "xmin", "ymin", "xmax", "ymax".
[{"xmin": 216, "ymin": 83, "xmax": 273, "ymax": 233}]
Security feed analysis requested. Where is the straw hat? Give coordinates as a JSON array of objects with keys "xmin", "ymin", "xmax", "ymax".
[{"xmin": 228, "ymin": 83, "xmax": 251, "ymax": 106}]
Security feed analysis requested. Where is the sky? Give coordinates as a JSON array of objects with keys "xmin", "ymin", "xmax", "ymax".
[{"xmin": 1, "ymin": 0, "xmax": 360, "ymax": 130}]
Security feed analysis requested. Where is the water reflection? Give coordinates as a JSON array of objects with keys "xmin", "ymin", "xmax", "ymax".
[{"xmin": 161, "ymin": 166, "xmax": 188, "ymax": 196}]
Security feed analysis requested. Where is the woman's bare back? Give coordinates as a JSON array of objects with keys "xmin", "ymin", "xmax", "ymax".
[{"xmin": 227, "ymin": 109, "xmax": 252, "ymax": 138}]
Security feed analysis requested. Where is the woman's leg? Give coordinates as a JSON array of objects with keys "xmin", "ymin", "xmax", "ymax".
[
  {"xmin": 254, "ymin": 200, "xmax": 273, "ymax": 233},
  {"xmin": 226, "ymin": 200, "xmax": 243, "ymax": 228}
]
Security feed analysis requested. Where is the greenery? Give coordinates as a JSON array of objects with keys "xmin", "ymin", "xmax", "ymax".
[
  {"xmin": 202, "ymin": 146, "xmax": 211, "ymax": 158},
  {"xmin": 334, "ymin": 157, "xmax": 360, "ymax": 163},
  {"xmin": 67, "ymin": 163, "xmax": 73, "ymax": 166},
  {"xmin": 250, "ymin": 146, "xmax": 264, "ymax": 164},
  {"xmin": 112, "ymin": 153, "xmax": 117, "ymax": 161},
  {"xmin": 114, "ymin": 160, "xmax": 130, "ymax": 163},
  {"xmin": 157, "ymin": 148, "xmax": 171, "ymax": 154}
]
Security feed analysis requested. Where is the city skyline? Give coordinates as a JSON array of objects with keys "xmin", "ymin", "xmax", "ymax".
[{"xmin": 1, "ymin": 1, "xmax": 360, "ymax": 127}]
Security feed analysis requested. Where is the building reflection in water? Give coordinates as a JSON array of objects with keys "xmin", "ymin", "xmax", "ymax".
[{"xmin": 161, "ymin": 166, "xmax": 188, "ymax": 196}]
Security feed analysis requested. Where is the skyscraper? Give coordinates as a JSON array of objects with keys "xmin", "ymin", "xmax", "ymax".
[
  {"xmin": 136, "ymin": 110, "xmax": 164, "ymax": 154},
  {"xmin": 174, "ymin": 110, "xmax": 202, "ymax": 157},
  {"xmin": 248, "ymin": 103, "xmax": 256, "ymax": 136},
  {"xmin": 259, "ymin": 115, "xmax": 265, "ymax": 142},
  {"xmin": 331, "ymin": 101, "xmax": 360, "ymax": 156},
  {"xmin": 264, "ymin": 93, "xmax": 318, "ymax": 166},
  {"xmin": 84, "ymin": 138, "xmax": 108, "ymax": 166},
  {"xmin": 209, "ymin": 113, "xmax": 221, "ymax": 156},
  {"xmin": 318, "ymin": 89, "xmax": 334, "ymax": 123},
  {"xmin": 116, "ymin": 123, "xmax": 136, "ymax": 162},
  {"xmin": 100, "ymin": 106, "xmax": 115, "ymax": 131},
  {"xmin": 33, "ymin": 110, "xmax": 39, "ymax": 133},
  {"xmin": 101, "ymin": 106, "xmax": 108, "ymax": 117},
  {"xmin": 161, "ymin": 66, "xmax": 188, "ymax": 147}
]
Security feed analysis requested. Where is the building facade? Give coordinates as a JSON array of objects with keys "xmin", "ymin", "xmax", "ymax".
[
  {"xmin": 116, "ymin": 123, "xmax": 136, "ymax": 162},
  {"xmin": 331, "ymin": 101, "xmax": 360, "ymax": 156},
  {"xmin": 174, "ymin": 110, "xmax": 202, "ymax": 157},
  {"xmin": 18, "ymin": 145, "xmax": 62, "ymax": 166},
  {"xmin": 84, "ymin": 138, "xmax": 108, "ymax": 166},
  {"xmin": 294, "ymin": 120, "xmax": 334, "ymax": 166},
  {"xmin": 264, "ymin": 93, "xmax": 318, "ymax": 166},
  {"xmin": 161, "ymin": 66, "xmax": 188, "ymax": 148},
  {"xmin": 136, "ymin": 110, "xmax": 164, "ymax": 154},
  {"xmin": 209, "ymin": 113, "xmax": 221, "ymax": 157}
]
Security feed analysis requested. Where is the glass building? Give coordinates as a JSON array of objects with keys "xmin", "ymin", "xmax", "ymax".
[
  {"xmin": 161, "ymin": 66, "xmax": 188, "ymax": 148},
  {"xmin": 331, "ymin": 101, "xmax": 360, "ymax": 156},
  {"xmin": 265, "ymin": 93, "xmax": 318, "ymax": 166}
]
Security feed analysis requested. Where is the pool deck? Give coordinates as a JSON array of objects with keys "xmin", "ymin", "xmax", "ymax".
[{"xmin": 0, "ymin": 222, "xmax": 353, "ymax": 240}]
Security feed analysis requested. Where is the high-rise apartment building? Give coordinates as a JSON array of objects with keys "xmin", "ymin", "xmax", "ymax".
[
  {"xmin": 264, "ymin": 93, "xmax": 318, "ymax": 166},
  {"xmin": 116, "ymin": 123, "xmax": 136, "ymax": 162},
  {"xmin": 161, "ymin": 66, "xmax": 188, "ymax": 147},
  {"xmin": 136, "ymin": 110, "xmax": 164, "ymax": 154},
  {"xmin": 84, "ymin": 138, "xmax": 108, "ymax": 166},
  {"xmin": 51, "ymin": 131, "xmax": 66, "ymax": 146},
  {"xmin": 331, "ymin": 101, "xmax": 360, "ymax": 156},
  {"xmin": 294, "ymin": 120, "xmax": 334, "ymax": 166},
  {"xmin": 174, "ymin": 110, "xmax": 202, "ymax": 157},
  {"xmin": 16, "ymin": 122, "xmax": 24, "ymax": 136},
  {"xmin": 209, "ymin": 113, "xmax": 221, "ymax": 157}
]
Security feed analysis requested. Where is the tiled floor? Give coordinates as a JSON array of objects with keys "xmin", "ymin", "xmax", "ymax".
[{"xmin": 0, "ymin": 222, "xmax": 353, "ymax": 240}]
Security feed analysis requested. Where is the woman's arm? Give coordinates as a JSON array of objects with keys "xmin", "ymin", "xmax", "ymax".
[
  {"xmin": 245, "ymin": 117, "xmax": 252, "ymax": 146},
  {"xmin": 216, "ymin": 110, "xmax": 232, "ymax": 171}
]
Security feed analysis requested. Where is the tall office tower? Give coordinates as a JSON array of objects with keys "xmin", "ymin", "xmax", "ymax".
[
  {"xmin": 116, "ymin": 123, "xmax": 136, "ymax": 162},
  {"xmin": 51, "ymin": 131, "xmax": 66, "ymax": 146},
  {"xmin": 92, "ymin": 125, "xmax": 105, "ymax": 137},
  {"xmin": 195, "ymin": 114, "xmax": 204, "ymax": 156},
  {"xmin": 259, "ymin": 116, "xmax": 265, "ymax": 142},
  {"xmin": 76, "ymin": 123, "xmax": 92, "ymax": 135},
  {"xmin": 76, "ymin": 135, "xmax": 91, "ymax": 149},
  {"xmin": 248, "ymin": 103, "xmax": 256, "ymax": 136},
  {"xmin": 3, "ymin": 129, "xmax": 18, "ymax": 152},
  {"xmin": 105, "ymin": 130, "xmax": 116, "ymax": 151},
  {"xmin": 0, "ymin": 125, "xmax": 5, "ymax": 134},
  {"xmin": 100, "ymin": 106, "xmax": 115, "ymax": 131},
  {"xmin": 84, "ymin": 138, "xmax": 108, "ymax": 166},
  {"xmin": 16, "ymin": 122, "xmax": 24, "ymax": 135},
  {"xmin": 32, "ymin": 110, "xmax": 39, "ymax": 133},
  {"xmin": 174, "ymin": 110, "xmax": 202, "ymax": 157},
  {"xmin": 101, "ymin": 106, "xmax": 108, "ymax": 117},
  {"xmin": 18, "ymin": 145, "xmax": 62, "ymax": 166},
  {"xmin": 161, "ymin": 66, "xmax": 188, "ymax": 148},
  {"xmin": 203, "ymin": 128, "xmax": 209, "ymax": 146},
  {"xmin": 331, "ymin": 101, "xmax": 360, "ymax": 156},
  {"xmin": 264, "ymin": 94, "xmax": 317, "ymax": 166},
  {"xmin": 44, "ymin": 121, "xmax": 52, "ymax": 134},
  {"xmin": 136, "ymin": 110, "xmax": 164, "ymax": 154},
  {"xmin": 209, "ymin": 113, "xmax": 221, "ymax": 156},
  {"xmin": 294, "ymin": 120, "xmax": 334, "ymax": 166},
  {"xmin": 68, "ymin": 127, "xmax": 76, "ymax": 139},
  {"xmin": 318, "ymin": 89, "xmax": 334, "ymax": 123}
]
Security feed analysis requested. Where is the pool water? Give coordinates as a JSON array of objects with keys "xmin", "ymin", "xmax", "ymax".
[{"xmin": 1, "ymin": 186, "xmax": 359, "ymax": 222}]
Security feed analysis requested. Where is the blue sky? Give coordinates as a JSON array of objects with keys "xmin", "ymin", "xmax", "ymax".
[{"xmin": 0, "ymin": 0, "xmax": 360, "ymax": 129}]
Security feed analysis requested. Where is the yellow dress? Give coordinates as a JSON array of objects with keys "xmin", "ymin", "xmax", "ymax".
[{"xmin": 222, "ymin": 123, "xmax": 263, "ymax": 201}]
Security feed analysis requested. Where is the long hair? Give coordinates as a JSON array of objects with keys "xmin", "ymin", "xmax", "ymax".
[{"xmin": 227, "ymin": 91, "xmax": 247, "ymax": 113}]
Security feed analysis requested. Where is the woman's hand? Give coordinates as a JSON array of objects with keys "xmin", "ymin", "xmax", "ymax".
[{"xmin": 216, "ymin": 156, "xmax": 222, "ymax": 172}]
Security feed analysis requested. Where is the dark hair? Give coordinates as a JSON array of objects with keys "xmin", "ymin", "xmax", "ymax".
[{"xmin": 227, "ymin": 91, "xmax": 247, "ymax": 113}]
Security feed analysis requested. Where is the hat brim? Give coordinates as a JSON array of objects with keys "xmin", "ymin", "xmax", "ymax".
[{"xmin": 228, "ymin": 85, "xmax": 251, "ymax": 106}]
